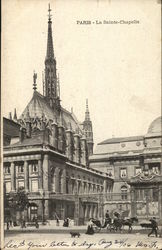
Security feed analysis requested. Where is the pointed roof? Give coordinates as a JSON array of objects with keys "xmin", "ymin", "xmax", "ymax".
[
  {"xmin": 20, "ymin": 91, "xmax": 83, "ymax": 133},
  {"xmin": 46, "ymin": 4, "xmax": 54, "ymax": 60}
]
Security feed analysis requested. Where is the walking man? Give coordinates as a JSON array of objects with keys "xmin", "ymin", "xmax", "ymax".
[{"xmin": 148, "ymin": 217, "xmax": 158, "ymax": 237}]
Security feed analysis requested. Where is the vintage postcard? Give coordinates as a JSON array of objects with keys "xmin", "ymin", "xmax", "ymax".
[{"xmin": 1, "ymin": 0, "xmax": 162, "ymax": 249}]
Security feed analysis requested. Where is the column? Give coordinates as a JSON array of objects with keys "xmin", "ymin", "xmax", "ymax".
[
  {"xmin": 38, "ymin": 159, "xmax": 43, "ymax": 191},
  {"xmin": 60, "ymin": 202, "xmax": 65, "ymax": 219},
  {"xmin": 74, "ymin": 134, "xmax": 81, "ymax": 164},
  {"xmin": 89, "ymin": 205, "xmax": 93, "ymax": 218},
  {"xmin": 94, "ymin": 205, "xmax": 98, "ymax": 219},
  {"xmin": 80, "ymin": 181, "xmax": 83, "ymax": 194},
  {"xmin": 24, "ymin": 161, "xmax": 29, "ymax": 191},
  {"xmin": 87, "ymin": 183, "xmax": 90, "ymax": 193},
  {"xmin": 55, "ymin": 168, "xmax": 60, "ymax": 193},
  {"xmin": 51, "ymin": 122, "xmax": 58, "ymax": 150},
  {"xmin": 68, "ymin": 178, "xmax": 72, "ymax": 194},
  {"xmin": 84, "ymin": 205, "xmax": 88, "ymax": 219},
  {"xmin": 104, "ymin": 179, "xmax": 107, "ymax": 193},
  {"xmin": 160, "ymin": 161, "xmax": 162, "ymax": 175},
  {"xmin": 76, "ymin": 180, "xmax": 79, "ymax": 194},
  {"xmin": 86, "ymin": 182, "xmax": 88, "ymax": 194},
  {"xmin": 61, "ymin": 169, "xmax": 66, "ymax": 194},
  {"xmin": 52, "ymin": 172, "xmax": 57, "ymax": 192},
  {"xmin": 92, "ymin": 206, "xmax": 95, "ymax": 218},
  {"xmin": 130, "ymin": 187, "xmax": 136, "ymax": 217},
  {"xmin": 43, "ymin": 154, "xmax": 49, "ymax": 191},
  {"xmin": 44, "ymin": 199, "xmax": 49, "ymax": 220},
  {"xmin": 74, "ymin": 196, "xmax": 80, "ymax": 225},
  {"xmin": 11, "ymin": 162, "xmax": 16, "ymax": 191},
  {"xmin": 65, "ymin": 130, "xmax": 73, "ymax": 161},
  {"xmin": 73, "ymin": 179, "xmax": 77, "ymax": 194},
  {"xmin": 81, "ymin": 138, "xmax": 87, "ymax": 166}
]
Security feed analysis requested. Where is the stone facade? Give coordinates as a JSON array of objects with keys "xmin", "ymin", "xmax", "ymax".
[
  {"xmin": 90, "ymin": 117, "xmax": 162, "ymax": 222},
  {"xmin": 3, "ymin": 128, "xmax": 113, "ymax": 224}
]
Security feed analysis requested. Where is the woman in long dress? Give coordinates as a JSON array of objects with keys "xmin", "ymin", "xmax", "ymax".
[{"xmin": 85, "ymin": 219, "xmax": 94, "ymax": 235}]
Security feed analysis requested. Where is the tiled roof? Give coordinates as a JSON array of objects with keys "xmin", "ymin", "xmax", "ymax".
[
  {"xmin": 8, "ymin": 136, "xmax": 42, "ymax": 147},
  {"xmin": 3, "ymin": 117, "xmax": 20, "ymax": 137}
]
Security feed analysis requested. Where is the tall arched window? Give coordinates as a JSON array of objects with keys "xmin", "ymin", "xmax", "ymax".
[{"xmin": 121, "ymin": 185, "xmax": 127, "ymax": 200}]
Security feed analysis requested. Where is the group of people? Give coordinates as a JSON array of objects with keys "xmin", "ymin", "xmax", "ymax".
[
  {"xmin": 85, "ymin": 210, "xmax": 159, "ymax": 237},
  {"xmin": 85, "ymin": 210, "xmax": 111, "ymax": 235}
]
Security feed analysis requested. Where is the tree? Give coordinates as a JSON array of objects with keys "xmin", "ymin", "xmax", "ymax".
[
  {"xmin": 10, "ymin": 186, "xmax": 29, "ymax": 212},
  {"xmin": 4, "ymin": 187, "xmax": 29, "ymax": 224}
]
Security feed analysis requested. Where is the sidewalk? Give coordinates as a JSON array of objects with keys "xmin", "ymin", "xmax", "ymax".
[
  {"xmin": 4, "ymin": 220, "xmax": 87, "ymax": 233},
  {"xmin": 4, "ymin": 220, "xmax": 162, "ymax": 236}
]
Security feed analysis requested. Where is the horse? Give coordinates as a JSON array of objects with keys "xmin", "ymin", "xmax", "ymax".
[{"xmin": 113, "ymin": 217, "xmax": 138, "ymax": 232}]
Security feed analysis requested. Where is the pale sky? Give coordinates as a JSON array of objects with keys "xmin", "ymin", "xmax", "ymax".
[{"xmin": 2, "ymin": 0, "xmax": 161, "ymax": 147}]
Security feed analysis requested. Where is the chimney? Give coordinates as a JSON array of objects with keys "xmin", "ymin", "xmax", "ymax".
[
  {"xmin": 19, "ymin": 127, "xmax": 26, "ymax": 142},
  {"xmin": 13, "ymin": 108, "xmax": 17, "ymax": 121},
  {"xmin": 9, "ymin": 112, "xmax": 12, "ymax": 120},
  {"xmin": 26, "ymin": 122, "xmax": 32, "ymax": 138}
]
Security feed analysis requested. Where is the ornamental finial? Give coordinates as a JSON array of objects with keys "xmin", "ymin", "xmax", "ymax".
[
  {"xmin": 48, "ymin": 3, "xmax": 52, "ymax": 21},
  {"xmin": 33, "ymin": 71, "xmax": 37, "ymax": 91}
]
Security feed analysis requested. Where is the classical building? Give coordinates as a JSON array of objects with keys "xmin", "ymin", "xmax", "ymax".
[
  {"xmin": 89, "ymin": 117, "xmax": 162, "ymax": 222},
  {"xmin": 3, "ymin": 6, "xmax": 113, "ymax": 225}
]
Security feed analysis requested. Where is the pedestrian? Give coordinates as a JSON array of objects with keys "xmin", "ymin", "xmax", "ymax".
[
  {"xmin": 9, "ymin": 220, "xmax": 12, "ymax": 227},
  {"xmin": 66, "ymin": 218, "xmax": 70, "ymax": 227},
  {"xmin": 148, "ymin": 217, "xmax": 158, "ymax": 237},
  {"xmin": 56, "ymin": 218, "xmax": 59, "ymax": 226},
  {"xmin": 6, "ymin": 220, "xmax": 10, "ymax": 230},
  {"xmin": 63, "ymin": 219, "xmax": 68, "ymax": 227},
  {"xmin": 105, "ymin": 210, "xmax": 111, "ymax": 225},
  {"xmin": 105, "ymin": 210, "xmax": 110, "ymax": 220},
  {"xmin": 85, "ymin": 219, "xmax": 94, "ymax": 235},
  {"xmin": 35, "ymin": 217, "xmax": 39, "ymax": 228},
  {"xmin": 22, "ymin": 219, "xmax": 26, "ymax": 228}
]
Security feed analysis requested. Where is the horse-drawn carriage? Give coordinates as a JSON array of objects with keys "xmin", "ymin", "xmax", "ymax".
[
  {"xmin": 92, "ymin": 218, "xmax": 115, "ymax": 233},
  {"xmin": 92, "ymin": 212, "xmax": 138, "ymax": 233}
]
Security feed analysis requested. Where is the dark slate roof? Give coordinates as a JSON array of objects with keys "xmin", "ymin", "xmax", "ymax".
[
  {"xmin": 10, "ymin": 137, "xmax": 42, "ymax": 147},
  {"xmin": 3, "ymin": 117, "xmax": 20, "ymax": 137},
  {"xmin": 99, "ymin": 135, "xmax": 144, "ymax": 145},
  {"xmin": 20, "ymin": 91, "xmax": 82, "ymax": 133}
]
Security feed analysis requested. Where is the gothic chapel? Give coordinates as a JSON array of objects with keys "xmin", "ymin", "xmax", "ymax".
[{"xmin": 3, "ymin": 5, "xmax": 113, "ymax": 225}]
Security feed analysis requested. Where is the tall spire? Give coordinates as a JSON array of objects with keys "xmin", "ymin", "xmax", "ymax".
[
  {"xmin": 44, "ymin": 4, "xmax": 60, "ymax": 112},
  {"xmin": 85, "ymin": 99, "xmax": 90, "ymax": 121},
  {"xmin": 46, "ymin": 4, "xmax": 54, "ymax": 60},
  {"xmin": 83, "ymin": 99, "xmax": 94, "ymax": 156}
]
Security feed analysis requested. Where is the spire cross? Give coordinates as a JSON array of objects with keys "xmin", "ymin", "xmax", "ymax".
[
  {"xmin": 48, "ymin": 3, "xmax": 52, "ymax": 20},
  {"xmin": 33, "ymin": 71, "xmax": 37, "ymax": 84},
  {"xmin": 86, "ymin": 99, "xmax": 88, "ymax": 109},
  {"xmin": 33, "ymin": 71, "xmax": 37, "ymax": 91}
]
